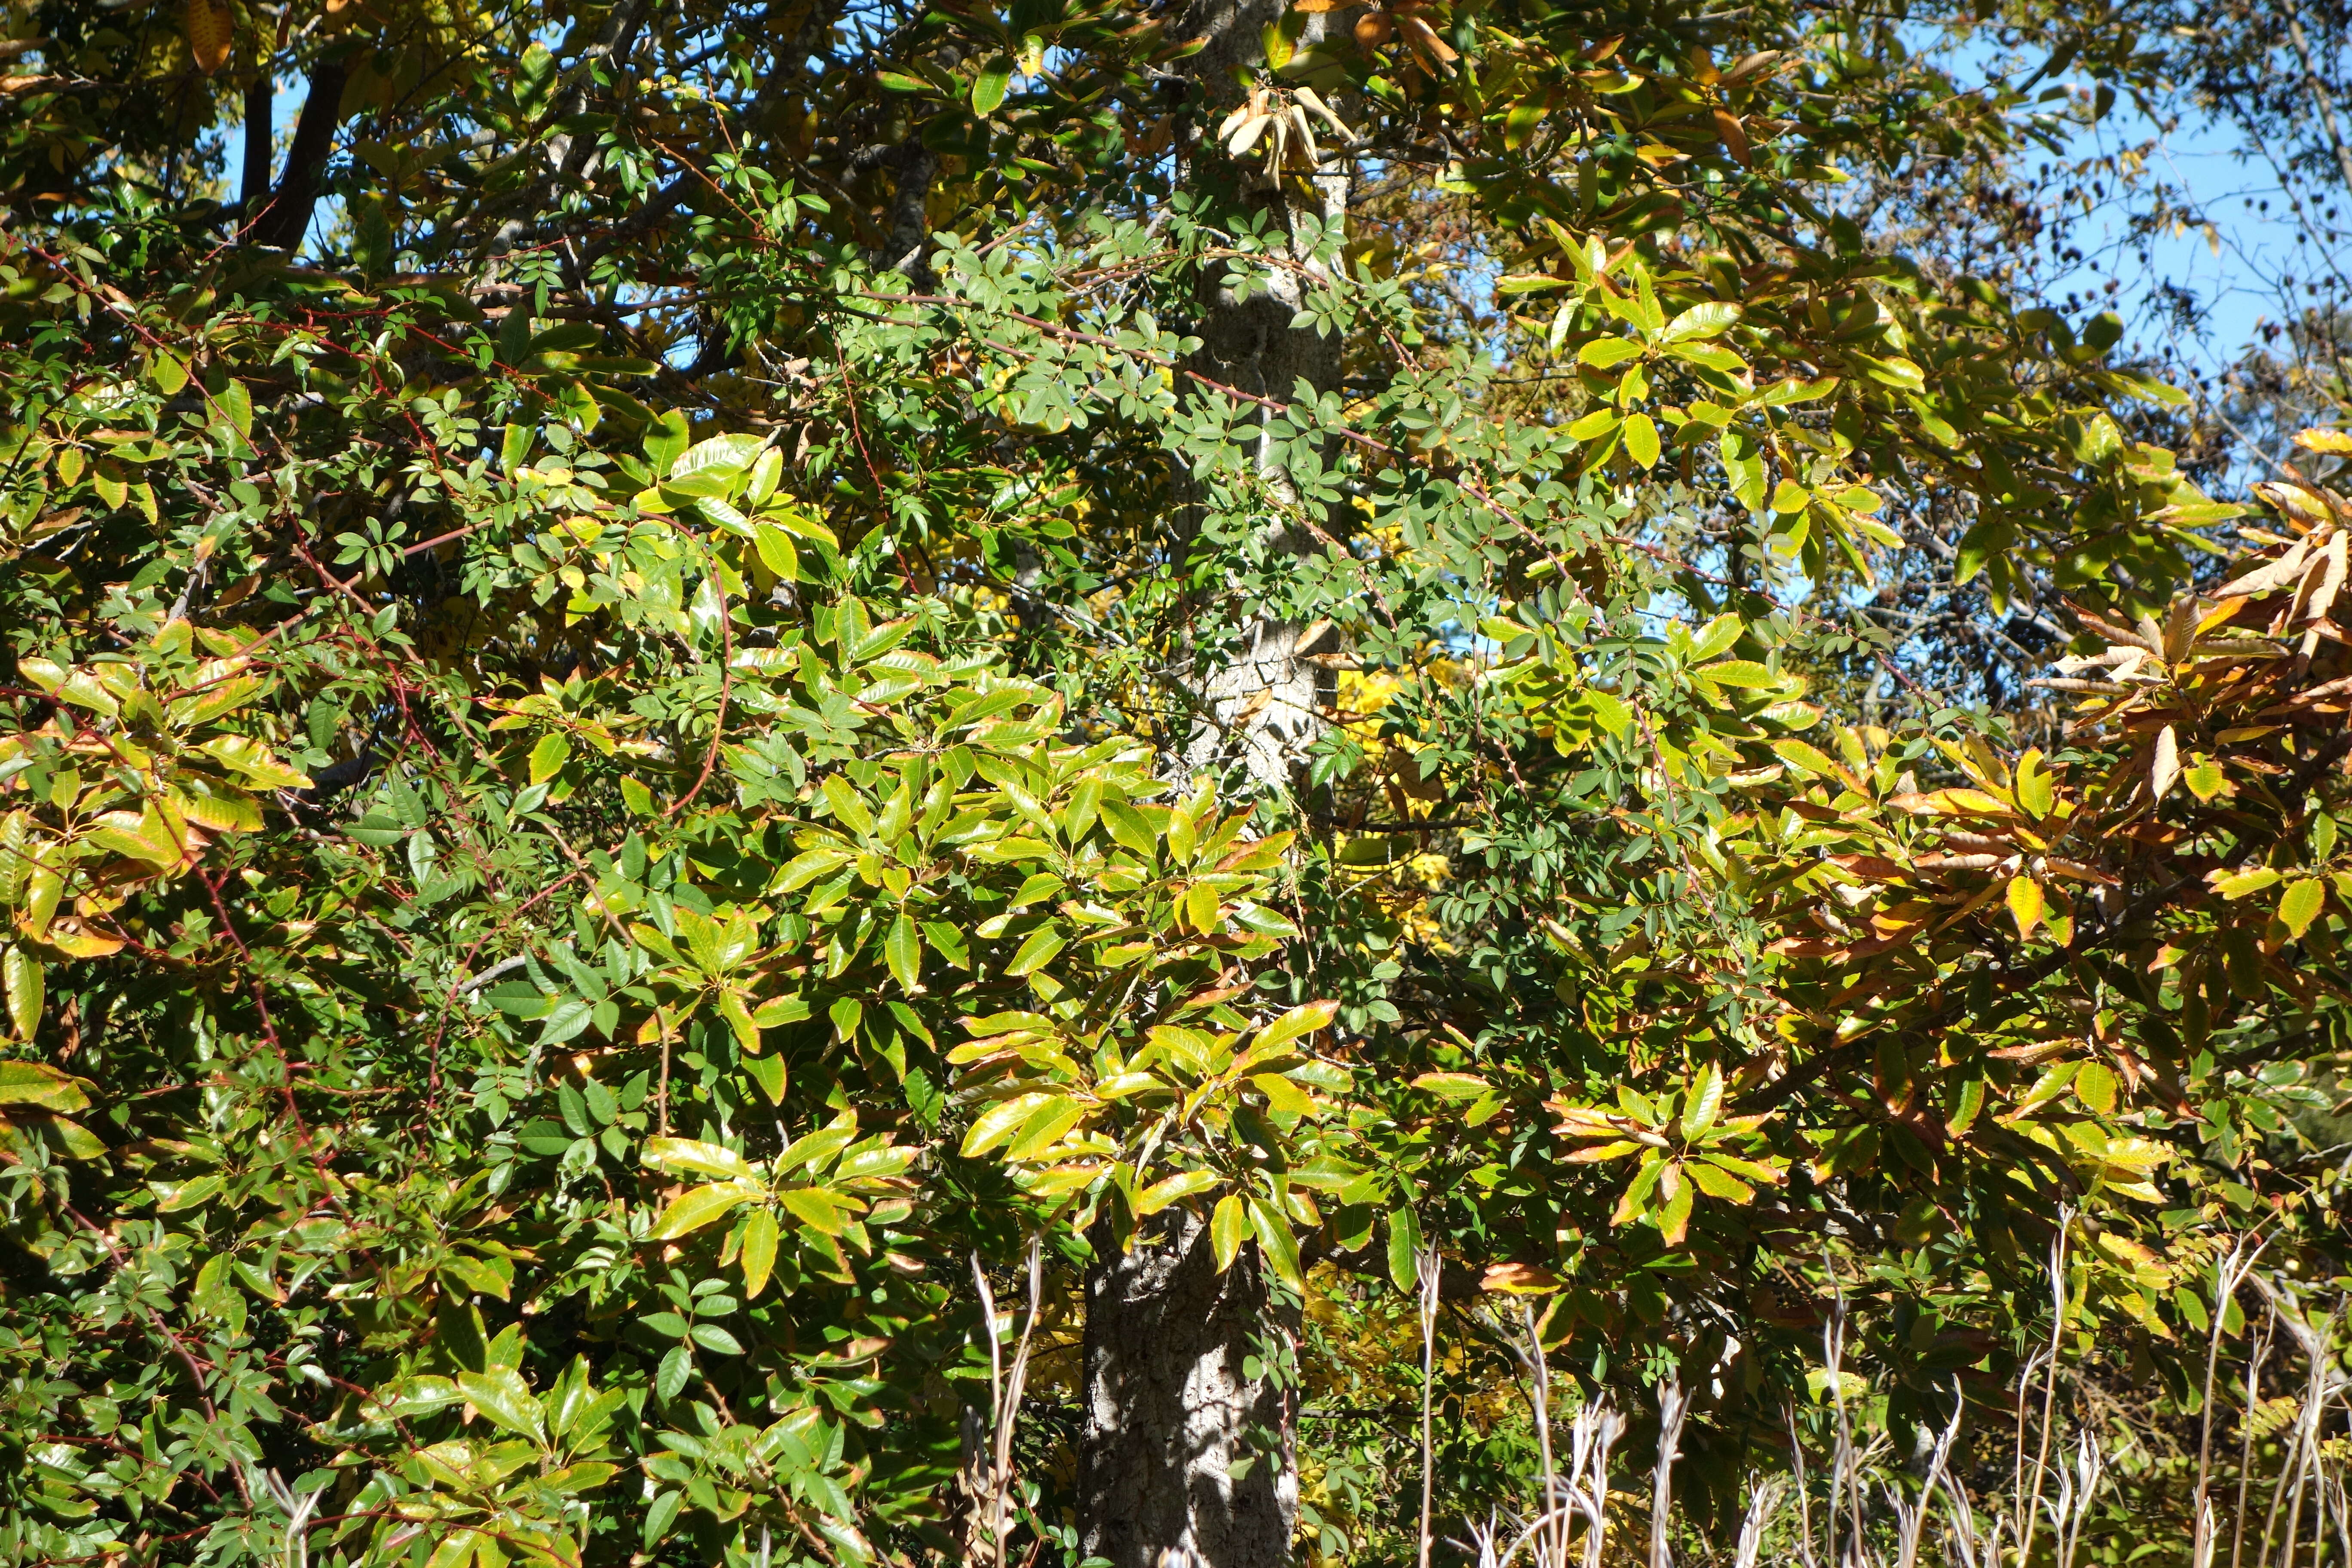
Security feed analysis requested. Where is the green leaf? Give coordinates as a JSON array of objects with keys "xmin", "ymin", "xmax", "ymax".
[
  {"xmin": 1577, "ymin": 337, "xmax": 1644, "ymax": 368},
  {"xmin": 1387, "ymin": 1206, "xmax": 1422, "ymax": 1295},
  {"xmin": 1005, "ymin": 925, "xmax": 1066, "ymax": 977},
  {"xmin": 688, "ymin": 1323, "xmax": 744, "ymax": 1355},
  {"xmin": 885, "ymin": 912, "xmax": 922, "ymax": 992},
  {"xmin": 1247, "ymin": 1197, "xmax": 1303, "ymax": 1290},
  {"xmin": 1660, "ymin": 301, "xmax": 1741, "ymax": 342},
  {"xmin": 1945, "ymin": 1075, "xmax": 1987, "ymax": 1138},
  {"xmin": 971, "ymin": 57, "xmax": 1013, "ymax": 114},
  {"xmin": 457, "ymin": 1367, "xmax": 544, "ymax": 1439},
  {"xmin": 148, "ymin": 351, "xmax": 189, "ymax": 395},
  {"xmin": 644, "ymin": 1490, "xmax": 683, "ymax": 1544},
  {"xmin": 655, "ymin": 1345, "xmax": 693, "ymax": 1401},
  {"xmin": 155, "ymin": 1173, "xmax": 224, "ymax": 1211}
]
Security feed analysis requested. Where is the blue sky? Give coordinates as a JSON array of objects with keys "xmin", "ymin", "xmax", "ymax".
[{"xmin": 222, "ymin": 29, "xmax": 2335, "ymax": 387}]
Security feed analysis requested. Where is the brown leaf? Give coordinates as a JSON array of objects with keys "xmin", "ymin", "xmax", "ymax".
[
  {"xmin": 1825, "ymin": 853, "xmax": 1904, "ymax": 881},
  {"xmin": 1712, "ymin": 107, "xmax": 1751, "ymax": 166},
  {"xmin": 2150, "ymin": 724, "xmax": 2180, "ymax": 801},
  {"xmin": 1479, "ymin": 1262, "xmax": 1562, "ymax": 1295},
  {"xmin": 183, "ymin": 0, "xmax": 233, "ymax": 74}
]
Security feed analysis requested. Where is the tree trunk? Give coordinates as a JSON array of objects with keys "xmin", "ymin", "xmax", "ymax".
[
  {"xmin": 1079, "ymin": 0, "xmax": 1348, "ymax": 1561},
  {"xmin": 1080, "ymin": 1211, "xmax": 1297, "ymax": 1568},
  {"xmin": 246, "ymin": 57, "xmax": 348, "ymax": 250},
  {"xmin": 239, "ymin": 72, "xmax": 273, "ymax": 213},
  {"xmin": 1172, "ymin": 0, "xmax": 1348, "ymax": 794}
]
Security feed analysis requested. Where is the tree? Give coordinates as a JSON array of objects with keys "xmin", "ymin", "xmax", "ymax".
[{"xmin": 2, "ymin": 0, "xmax": 2344, "ymax": 1565}]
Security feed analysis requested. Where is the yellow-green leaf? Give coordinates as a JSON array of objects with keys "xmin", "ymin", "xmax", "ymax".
[
  {"xmin": 642, "ymin": 1137, "xmax": 758, "ymax": 1180},
  {"xmin": 1250, "ymin": 999, "xmax": 1337, "ymax": 1059},
  {"xmin": 2014, "ymin": 750, "xmax": 2054, "ymax": 818},
  {"xmin": 1687, "ymin": 1159, "xmax": 1754, "ymax": 1203},
  {"xmin": 529, "ymin": 732, "xmax": 573, "ymax": 785},
  {"xmin": 962, "ymin": 1092, "xmax": 1053, "ymax": 1157},
  {"xmin": 0, "ymin": 1060, "xmax": 88, "ymax": 1112},
  {"xmin": 1133, "ymin": 1169, "xmax": 1221, "ymax": 1216},
  {"xmin": 775, "ymin": 1185, "xmax": 861, "ymax": 1235},
  {"xmin": 753, "ymin": 522, "xmax": 799, "ymax": 581},
  {"xmin": 1004, "ymin": 1094, "xmax": 1087, "ymax": 1161},
  {"xmin": 1622, "ymin": 413, "xmax": 1660, "ymax": 468},
  {"xmin": 195, "ymin": 736, "xmax": 311, "ymax": 789},
  {"xmin": 1411, "ymin": 1071, "xmax": 1489, "ymax": 1101},
  {"xmin": 740, "ymin": 1208, "xmax": 779, "ymax": 1298},
  {"xmin": 2074, "ymin": 1061, "xmax": 2118, "ymax": 1116},
  {"xmin": 2006, "ymin": 875, "xmax": 2044, "ymax": 940},
  {"xmin": 2279, "ymin": 877, "xmax": 2327, "ymax": 938},
  {"xmin": 2150, "ymin": 724, "xmax": 2180, "ymax": 801},
  {"xmin": 1210, "ymin": 1193, "xmax": 1247, "ymax": 1272},
  {"xmin": 1682, "ymin": 1063, "xmax": 1723, "ymax": 1136},
  {"xmin": 1252, "ymin": 1073, "xmax": 1317, "ymax": 1118},
  {"xmin": 1657, "ymin": 1171, "xmax": 1695, "ymax": 1245},
  {"xmin": 649, "ymin": 1181, "xmax": 760, "ymax": 1239},
  {"xmin": 1770, "ymin": 739, "xmax": 1840, "ymax": 777},
  {"xmin": 3, "ymin": 947, "xmax": 40, "ymax": 1041},
  {"xmin": 1697, "ymin": 659, "xmax": 1782, "ymax": 689}
]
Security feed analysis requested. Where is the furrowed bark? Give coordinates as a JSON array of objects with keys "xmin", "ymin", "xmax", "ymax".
[
  {"xmin": 1172, "ymin": 2, "xmax": 1347, "ymax": 794},
  {"xmin": 1080, "ymin": 1210, "xmax": 1296, "ymax": 1568}
]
